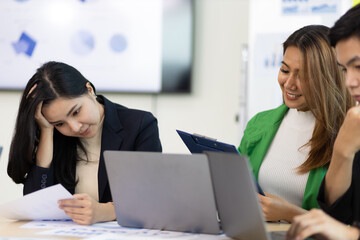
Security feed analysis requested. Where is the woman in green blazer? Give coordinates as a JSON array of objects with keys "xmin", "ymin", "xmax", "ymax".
[{"xmin": 239, "ymin": 25, "xmax": 354, "ymax": 223}]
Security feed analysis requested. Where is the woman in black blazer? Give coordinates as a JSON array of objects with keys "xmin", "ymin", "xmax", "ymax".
[{"xmin": 7, "ymin": 61, "xmax": 162, "ymax": 225}]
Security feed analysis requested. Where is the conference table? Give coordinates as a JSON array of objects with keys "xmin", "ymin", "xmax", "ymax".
[{"xmin": 0, "ymin": 217, "xmax": 290, "ymax": 239}]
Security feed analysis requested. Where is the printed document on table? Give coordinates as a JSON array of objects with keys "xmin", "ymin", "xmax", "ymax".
[{"xmin": 0, "ymin": 184, "xmax": 73, "ymax": 220}]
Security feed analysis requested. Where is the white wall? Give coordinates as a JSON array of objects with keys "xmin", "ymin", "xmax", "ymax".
[{"xmin": 0, "ymin": 0, "xmax": 249, "ymax": 204}]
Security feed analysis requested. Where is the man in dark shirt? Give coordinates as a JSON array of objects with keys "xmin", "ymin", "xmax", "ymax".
[{"xmin": 286, "ymin": 4, "xmax": 360, "ymax": 240}]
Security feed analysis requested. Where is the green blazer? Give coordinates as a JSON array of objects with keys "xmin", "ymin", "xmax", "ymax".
[{"xmin": 238, "ymin": 104, "xmax": 327, "ymax": 210}]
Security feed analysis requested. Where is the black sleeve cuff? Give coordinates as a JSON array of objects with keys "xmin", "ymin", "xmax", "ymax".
[{"xmin": 23, "ymin": 164, "xmax": 55, "ymax": 195}]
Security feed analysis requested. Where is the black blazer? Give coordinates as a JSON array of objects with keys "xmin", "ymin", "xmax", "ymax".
[
  {"xmin": 317, "ymin": 151, "xmax": 360, "ymax": 226},
  {"xmin": 24, "ymin": 96, "xmax": 162, "ymax": 202}
]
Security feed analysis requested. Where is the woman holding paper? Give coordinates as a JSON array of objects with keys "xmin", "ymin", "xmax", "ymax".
[
  {"xmin": 238, "ymin": 25, "xmax": 354, "ymax": 223},
  {"xmin": 7, "ymin": 61, "xmax": 162, "ymax": 225}
]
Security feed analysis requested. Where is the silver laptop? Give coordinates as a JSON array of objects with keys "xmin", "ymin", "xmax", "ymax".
[
  {"xmin": 104, "ymin": 151, "xmax": 286, "ymax": 240},
  {"xmin": 104, "ymin": 151, "xmax": 220, "ymax": 234},
  {"xmin": 205, "ymin": 151, "xmax": 273, "ymax": 239}
]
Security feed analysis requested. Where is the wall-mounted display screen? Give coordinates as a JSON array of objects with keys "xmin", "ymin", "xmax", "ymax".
[{"xmin": 0, "ymin": 0, "xmax": 193, "ymax": 93}]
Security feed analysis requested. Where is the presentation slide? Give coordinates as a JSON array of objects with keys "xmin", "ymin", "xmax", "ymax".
[{"xmin": 0, "ymin": 0, "xmax": 163, "ymax": 92}]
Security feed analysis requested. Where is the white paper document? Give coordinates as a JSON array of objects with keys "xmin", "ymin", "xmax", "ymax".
[
  {"xmin": 39, "ymin": 225, "xmax": 230, "ymax": 239},
  {"xmin": 0, "ymin": 238, "xmax": 59, "ymax": 240},
  {"xmin": 0, "ymin": 184, "xmax": 73, "ymax": 220},
  {"xmin": 84, "ymin": 232, "xmax": 231, "ymax": 240},
  {"xmin": 21, "ymin": 219, "xmax": 76, "ymax": 229},
  {"xmin": 21, "ymin": 220, "xmax": 230, "ymax": 239}
]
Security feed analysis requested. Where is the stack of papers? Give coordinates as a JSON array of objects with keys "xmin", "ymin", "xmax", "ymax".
[{"xmin": 20, "ymin": 220, "xmax": 231, "ymax": 240}]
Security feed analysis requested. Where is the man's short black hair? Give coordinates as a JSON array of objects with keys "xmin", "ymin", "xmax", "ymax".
[{"xmin": 329, "ymin": 4, "xmax": 360, "ymax": 47}]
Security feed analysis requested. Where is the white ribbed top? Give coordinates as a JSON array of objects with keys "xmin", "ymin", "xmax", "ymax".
[{"xmin": 258, "ymin": 108, "xmax": 315, "ymax": 207}]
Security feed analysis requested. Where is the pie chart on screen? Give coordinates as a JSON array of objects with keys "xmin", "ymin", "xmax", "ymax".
[
  {"xmin": 110, "ymin": 34, "xmax": 128, "ymax": 53},
  {"xmin": 70, "ymin": 30, "xmax": 95, "ymax": 56}
]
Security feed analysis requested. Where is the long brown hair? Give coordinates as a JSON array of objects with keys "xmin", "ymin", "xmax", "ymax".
[{"xmin": 283, "ymin": 25, "xmax": 354, "ymax": 173}]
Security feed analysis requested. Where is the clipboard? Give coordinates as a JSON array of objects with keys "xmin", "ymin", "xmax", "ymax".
[
  {"xmin": 176, "ymin": 130, "xmax": 239, "ymax": 154},
  {"xmin": 176, "ymin": 130, "xmax": 265, "ymax": 196}
]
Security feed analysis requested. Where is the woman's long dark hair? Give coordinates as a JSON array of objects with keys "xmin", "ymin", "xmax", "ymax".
[{"xmin": 7, "ymin": 61, "xmax": 97, "ymax": 190}]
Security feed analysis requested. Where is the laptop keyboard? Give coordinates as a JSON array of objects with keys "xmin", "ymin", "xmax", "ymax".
[{"xmin": 270, "ymin": 231, "xmax": 286, "ymax": 240}]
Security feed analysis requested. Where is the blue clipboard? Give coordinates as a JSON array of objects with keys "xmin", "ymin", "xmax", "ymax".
[
  {"xmin": 176, "ymin": 130, "xmax": 238, "ymax": 153},
  {"xmin": 0, "ymin": 146, "xmax": 2, "ymax": 158},
  {"xmin": 176, "ymin": 130, "xmax": 265, "ymax": 196}
]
